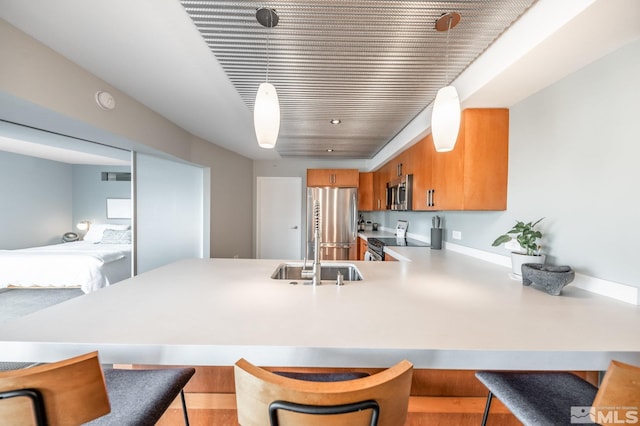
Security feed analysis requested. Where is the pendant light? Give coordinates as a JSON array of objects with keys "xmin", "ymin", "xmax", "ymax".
[
  {"xmin": 254, "ymin": 8, "xmax": 280, "ymax": 149},
  {"xmin": 431, "ymin": 12, "xmax": 461, "ymax": 153}
]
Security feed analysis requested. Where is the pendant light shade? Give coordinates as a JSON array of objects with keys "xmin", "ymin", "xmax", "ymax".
[
  {"xmin": 254, "ymin": 8, "xmax": 280, "ymax": 149},
  {"xmin": 431, "ymin": 12, "xmax": 461, "ymax": 153},
  {"xmin": 254, "ymin": 82, "xmax": 280, "ymax": 149},
  {"xmin": 431, "ymin": 85, "xmax": 461, "ymax": 152}
]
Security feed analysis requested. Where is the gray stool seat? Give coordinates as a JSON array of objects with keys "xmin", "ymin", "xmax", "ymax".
[
  {"xmin": 475, "ymin": 371, "xmax": 598, "ymax": 425},
  {"xmin": 0, "ymin": 361, "xmax": 39, "ymax": 371},
  {"xmin": 273, "ymin": 371, "xmax": 370, "ymax": 382},
  {"xmin": 86, "ymin": 367, "xmax": 196, "ymax": 426}
]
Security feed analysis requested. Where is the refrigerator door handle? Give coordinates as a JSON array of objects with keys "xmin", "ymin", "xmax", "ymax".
[
  {"xmin": 351, "ymin": 190, "xmax": 358, "ymax": 241},
  {"xmin": 320, "ymin": 243, "xmax": 352, "ymax": 248}
]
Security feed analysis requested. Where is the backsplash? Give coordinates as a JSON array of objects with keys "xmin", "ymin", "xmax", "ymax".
[{"xmin": 359, "ymin": 210, "xmax": 437, "ymax": 242}]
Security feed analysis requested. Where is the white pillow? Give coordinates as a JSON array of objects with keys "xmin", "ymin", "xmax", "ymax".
[
  {"xmin": 84, "ymin": 224, "xmax": 131, "ymax": 243},
  {"xmin": 100, "ymin": 229, "xmax": 132, "ymax": 244}
]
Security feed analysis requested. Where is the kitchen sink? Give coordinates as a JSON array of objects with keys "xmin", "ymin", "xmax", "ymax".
[{"xmin": 271, "ymin": 263, "xmax": 363, "ymax": 282}]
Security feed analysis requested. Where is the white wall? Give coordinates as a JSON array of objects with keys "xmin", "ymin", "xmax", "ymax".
[{"xmin": 365, "ymin": 37, "xmax": 640, "ymax": 289}]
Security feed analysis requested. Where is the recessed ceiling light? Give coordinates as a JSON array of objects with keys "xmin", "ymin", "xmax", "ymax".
[
  {"xmin": 330, "ymin": 119, "xmax": 341, "ymax": 125},
  {"xmin": 326, "ymin": 148, "xmax": 334, "ymax": 152}
]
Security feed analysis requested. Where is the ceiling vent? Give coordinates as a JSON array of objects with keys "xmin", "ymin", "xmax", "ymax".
[{"xmin": 101, "ymin": 172, "xmax": 131, "ymax": 182}]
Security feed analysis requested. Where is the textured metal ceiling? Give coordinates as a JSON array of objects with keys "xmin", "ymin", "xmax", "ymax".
[{"xmin": 180, "ymin": 0, "xmax": 537, "ymax": 159}]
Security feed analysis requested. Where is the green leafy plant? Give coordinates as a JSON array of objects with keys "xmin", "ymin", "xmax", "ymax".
[{"xmin": 492, "ymin": 218, "xmax": 543, "ymax": 256}]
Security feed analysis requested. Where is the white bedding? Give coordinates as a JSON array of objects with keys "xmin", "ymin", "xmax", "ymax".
[{"xmin": 0, "ymin": 241, "xmax": 132, "ymax": 293}]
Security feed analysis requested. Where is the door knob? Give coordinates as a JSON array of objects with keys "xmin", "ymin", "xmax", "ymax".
[{"xmin": 290, "ymin": 226, "xmax": 298, "ymax": 229}]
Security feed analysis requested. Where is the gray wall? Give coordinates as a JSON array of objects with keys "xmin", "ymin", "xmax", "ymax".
[
  {"xmin": 136, "ymin": 153, "xmax": 203, "ymax": 273},
  {"xmin": 362, "ymin": 37, "xmax": 640, "ymax": 289},
  {"xmin": 0, "ymin": 150, "xmax": 72, "ymax": 248},
  {"xmin": 253, "ymin": 158, "xmax": 367, "ymax": 258},
  {"xmin": 72, "ymin": 165, "xmax": 131, "ymax": 229},
  {"xmin": 0, "ymin": 19, "xmax": 253, "ymax": 260}
]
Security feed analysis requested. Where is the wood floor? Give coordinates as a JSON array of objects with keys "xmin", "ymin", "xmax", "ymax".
[
  {"xmin": 144, "ymin": 365, "xmax": 598, "ymax": 425},
  {"xmin": 158, "ymin": 392, "xmax": 520, "ymax": 425}
]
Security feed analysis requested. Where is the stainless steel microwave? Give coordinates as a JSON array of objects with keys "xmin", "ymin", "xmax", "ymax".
[{"xmin": 386, "ymin": 174, "xmax": 413, "ymax": 211}]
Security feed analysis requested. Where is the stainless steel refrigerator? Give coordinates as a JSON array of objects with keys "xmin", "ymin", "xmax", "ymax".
[{"xmin": 306, "ymin": 187, "xmax": 358, "ymax": 261}]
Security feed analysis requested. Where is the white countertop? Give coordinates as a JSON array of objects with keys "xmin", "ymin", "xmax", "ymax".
[{"xmin": 0, "ymin": 250, "xmax": 638, "ymax": 370}]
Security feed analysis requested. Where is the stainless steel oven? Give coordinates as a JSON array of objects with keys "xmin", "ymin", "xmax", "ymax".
[
  {"xmin": 366, "ymin": 238, "xmax": 385, "ymax": 261},
  {"xmin": 366, "ymin": 236, "xmax": 429, "ymax": 261}
]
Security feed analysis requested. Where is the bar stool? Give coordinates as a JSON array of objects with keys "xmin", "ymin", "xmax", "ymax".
[
  {"xmin": 0, "ymin": 351, "xmax": 195, "ymax": 426},
  {"xmin": 476, "ymin": 360, "xmax": 640, "ymax": 426},
  {"xmin": 475, "ymin": 371, "xmax": 597, "ymax": 425}
]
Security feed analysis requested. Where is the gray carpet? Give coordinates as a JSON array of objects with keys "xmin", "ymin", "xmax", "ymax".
[{"xmin": 0, "ymin": 288, "xmax": 84, "ymax": 323}]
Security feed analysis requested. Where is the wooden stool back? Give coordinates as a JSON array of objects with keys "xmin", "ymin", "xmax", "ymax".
[
  {"xmin": 234, "ymin": 358, "xmax": 413, "ymax": 426},
  {"xmin": 0, "ymin": 351, "xmax": 110, "ymax": 425}
]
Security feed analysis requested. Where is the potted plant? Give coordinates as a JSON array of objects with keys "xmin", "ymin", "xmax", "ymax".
[{"xmin": 492, "ymin": 218, "xmax": 546, "ymax": 276}]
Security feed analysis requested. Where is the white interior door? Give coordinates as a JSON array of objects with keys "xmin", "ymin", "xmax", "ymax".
[{"xmin": 257, "ymin": 177, "xmax": 302, "ymax": 259}]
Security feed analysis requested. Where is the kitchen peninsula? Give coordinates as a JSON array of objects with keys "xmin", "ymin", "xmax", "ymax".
[{"xmin": 1, "ymin": 250, "xmax": 639, "ymax": 372}]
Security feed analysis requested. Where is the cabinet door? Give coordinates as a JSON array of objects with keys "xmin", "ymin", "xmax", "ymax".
[
  {"xmin": 389, "ymin": 154, "xmax": 404, "ymax": 179},
  {"xmin": 431, "ymin": 129, "xmax": 465, "ymax": 210},
  {"xmin": 460, "ymin": 109, "xmax": 509, "ymax": 210},
  {"xmin": 401, "ymin": 145, "xmax": 415, "ymax": 176},
  {"xmin": 333, "ymin": 169, "xmax": 359, "ymax": 187},
  {"xmin": 307, "ymin": 169, "xmax": 359, "ymax": 187},
  {"xmin": 307, "ymin": 169, "xmax": 334, "ymax": 187},
  {"xmin": 384, "ymin": 252, "xmax": 399, "ymax": 261},
  {"xmin": 358, "ymin": 172, "xmax": 374, "ymax": 210},
  {"xmin": 429, "ymin": 108, "xmax": 508, "ymax": 210},
  {"xmin": 375, "ymin": 163, "xmax": 393, "ymax": 210},
  {"xmin": 372, "ymin": 169, "xmax": 384, "ymax": 210},
  {"xmin": 411, "ymin": 137, "xmax": 434, "ymax": 211},
  {"xmin": 358, "ymin": 237, "xmax": 368, "ymax": 260}
]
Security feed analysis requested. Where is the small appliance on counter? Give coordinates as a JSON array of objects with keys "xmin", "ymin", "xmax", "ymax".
[{"xmin": 395, "ymin": 220, "xmax": 408, "ymax": 238}]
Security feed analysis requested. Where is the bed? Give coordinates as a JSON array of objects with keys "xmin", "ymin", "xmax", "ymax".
[{"xmin": 0, "ymin": 227, "xmax": 132, "ymax": 294}]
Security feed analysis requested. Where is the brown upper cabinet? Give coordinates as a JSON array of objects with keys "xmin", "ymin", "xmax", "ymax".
[
  {"xmin": 307, "ymin": 169, "xmax": 359, "ymax": 188},
  {"xmin": 413, "ymin": 108, "xmax": 509, "ymax": 211},
  {"xmin": 356, "ymin": 108, "xmax": 508, "ymax": 212},
  {"xmin": 358, "ymin": 172, "xmax": 374, "ymax": 210},
  {"xmin": 372, "ymin": 163, "xmax": 391, "ymax": 210}
]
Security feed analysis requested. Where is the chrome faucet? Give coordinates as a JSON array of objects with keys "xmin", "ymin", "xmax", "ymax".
[
  {"xmin": 311, "ymin": 227, "xmax": 321, "ymax": 285},
  {"xmin": 302, "ymin": 200, "xmax": 322, "ymax": 285}
]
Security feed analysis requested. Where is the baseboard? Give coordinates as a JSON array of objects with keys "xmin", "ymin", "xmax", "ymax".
[{"xmin": 444, "ymin": 242, "xmax": 639, "ymax": 305}]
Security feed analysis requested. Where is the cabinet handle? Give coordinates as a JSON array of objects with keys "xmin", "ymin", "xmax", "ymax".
[
  {"xmin": 427, "ymin": 189, "xmax": 435, "ymax": 207},
  {"xmin": 431, "ymin": 189, "xmax": 435, "ymax": 207}
]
